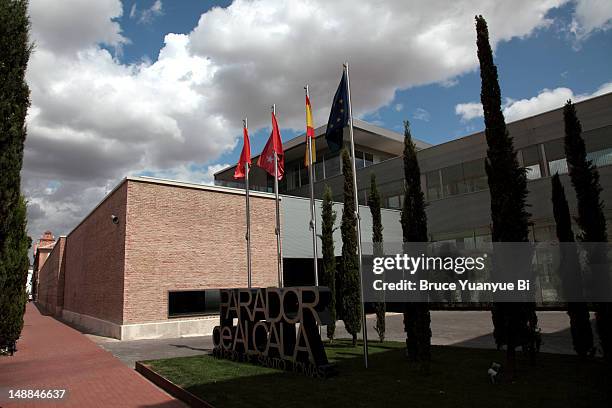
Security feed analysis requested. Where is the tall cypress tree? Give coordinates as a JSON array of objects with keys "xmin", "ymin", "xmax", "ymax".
[
  {"xmin": 475, "ymin": 15, "xmax": 536, "ymax": 376},
  {"xmin": 368, "ymin": 173, "xmax": 385, "ymax": 342},
  {"xmin": 0, "ymin": 0, "xmax": 32, "ymax": 354},
  {"xmin": 340, "ymin": 148, "xmax": 362, "ymax": 346},
  {"xmin": 563, "ymin": 100, "xmax": 611, "ymax": 360},
  {"xmin": 400, "ymin": 121, "xmax": 431, "ymax": 362},
  {"xmin": 551, "ymin": 173, "xmax": 593, "ymax": 358},
  {"xmin": 321, "ymin": 185, "xmax": 337, "ymax": 342}
]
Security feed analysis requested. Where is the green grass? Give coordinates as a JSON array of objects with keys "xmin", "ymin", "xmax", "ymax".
[{"xmin": 144, "ymin": 341, "xmax": 610, "ymax": 408}]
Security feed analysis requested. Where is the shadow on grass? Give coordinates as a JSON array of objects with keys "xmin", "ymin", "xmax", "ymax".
[{"xmin": 145, "ymin": 340, "xmax": 610, "ymax": 408}]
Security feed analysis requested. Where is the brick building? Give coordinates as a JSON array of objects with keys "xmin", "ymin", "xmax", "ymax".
[
  {"xmin": 32, "ymin": 231, "xmax": 58, "ymax": 301},
  {"xmin": 34, "ymin": 177, "xmax": 278, "ymax": 339},
  {"xmin": 35, "ymin": 93, "xmax": 612, "ymax": 340}
]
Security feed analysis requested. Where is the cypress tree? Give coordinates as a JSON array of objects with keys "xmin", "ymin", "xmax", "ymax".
[
  {"xmin": 321, "ymin": 185, "xmax": 337, "ymax": 342},
  {"xmin": 0, "ymin": 0, "xmax": 32, "ymax": 354},
  {"xmin": 368, "ymin": 173, "xmax": 385, "ymax": 342},
  {"xmin": 400, "ymin": 121, "xmax": 431, "ymax": 362},
  {"xmin": 340, "ymin": 148, "xmax": 362, "ymax": 346},
  {"xmin": 551, "ymin": 173, "xmax": 593, "ymax": 358},
  {"xmin": 475, "ymin": 15, "xmax": 536, "ymax": 376},
  {"xmin": 563, "ymin": 100, "xmax": 611, "ymax": 360}
]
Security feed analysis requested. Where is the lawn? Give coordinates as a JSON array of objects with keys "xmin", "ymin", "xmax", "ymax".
[{"xmin": 144, "ymin": 341, "xmax": 610, "ymax": 408}]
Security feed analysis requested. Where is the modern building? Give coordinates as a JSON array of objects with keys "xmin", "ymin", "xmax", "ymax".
[
  {"xmin": 34, "ymin": 92, "xmax": 612, "ymax": 340},
  {"xmin": 216, "ymin": 92, "xmax": 612, "ymax": 244}
]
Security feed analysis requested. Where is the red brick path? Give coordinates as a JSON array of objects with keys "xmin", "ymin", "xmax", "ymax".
[{"xmin": 0, "ymin": 304, "xmax": 185, "ymax": 408}]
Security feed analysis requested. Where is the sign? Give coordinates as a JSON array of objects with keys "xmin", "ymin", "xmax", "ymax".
[{"xmin": 212, "ymin": 287, "xmax": 334, "ymax": 378}]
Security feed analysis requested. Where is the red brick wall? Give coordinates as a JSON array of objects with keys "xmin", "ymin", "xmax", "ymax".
[
  {"xmin": 123, "ymin": 180, "xmax": 278, "ymax": 324},
  {"xmin": 63, "ymin": 183, "xmax": 127, "ymax": 325},
  {"xmin": 36, "ymin": 237, "xmax": 65, "ymax": 314}
]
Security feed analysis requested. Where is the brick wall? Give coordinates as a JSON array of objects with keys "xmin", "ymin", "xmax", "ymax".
[
  {"xmin": 63, "ymin": 183, "xmax": 127, "ymax": 325},
  {"xmin": 123, "ymin": 180, "xmax": 279, "ymax": 324},
  {"xmin": 36, "ymin": 237, "xmax": 65, "ymax": 315}
]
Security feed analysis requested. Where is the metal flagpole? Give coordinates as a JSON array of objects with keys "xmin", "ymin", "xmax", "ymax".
[
  {"xmin": 244, "ymin": 118, "xmax": 252, "ymax": 288},
  {"xmin": 272, "ymin": 104, "xmax": 284, "ymax": 287},
  {"xmin": 305, "ymin": 85, "xmax": 319, "ymax": 288},
  {"xmin": 344, "ymin": 62, "xmax": 369, "ymax": 368}
]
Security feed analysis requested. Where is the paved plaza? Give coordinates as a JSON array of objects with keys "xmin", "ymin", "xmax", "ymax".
[
  {"xmin": 1, "ymin": 304, "xmax": 596, "ymax": 408},
  {"xmin": 93, "ymin": 310, "xmax": 595, "ymax": 367}
]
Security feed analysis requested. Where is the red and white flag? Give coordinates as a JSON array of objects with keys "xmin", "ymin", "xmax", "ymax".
[
  {"xmin": 233, "ymin": 125, "xmax": 251, "ymax": 179},
  {"xmin": 257, "ymin": 111, "xmax": 284, "ymax": 180}
]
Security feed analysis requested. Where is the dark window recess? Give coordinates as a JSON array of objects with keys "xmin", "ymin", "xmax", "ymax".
[{"xmin": 168, "ymin": 290, "xmax": 220, "ymax": 318}]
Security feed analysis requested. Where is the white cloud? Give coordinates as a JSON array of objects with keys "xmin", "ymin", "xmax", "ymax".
[
  {"xmin": 394, "ymin": 103, "xmax": 404, "ymax": 112},
  {"xmin": 439, "ymin": 78, "xmax": 459, "ymax": 88},
  {"xmin": 454, "ymin": 81, "xmax": 612, "ymax": 123},
  {"xmin": 131, "ymin": 0, "xmax": 164, "ymax": 25},
  {"xmin": 185, "ymin": 0, "xmax": 568, "ymax": 131},
  {"xmin": 140, "ymin": 163, "xmax": 231, "ymax": 186},
  {"xmin": 28, "ymin": 0, "xmax": 127, "ymax": 54},
  {"xmin": 413, "ymin": 108, "xmax": 431, "ymax": 122},
  {"xmin": 455, "ymin": 102, "xmax": 484, "ymax": 122},
  {"xmin": 570, "ymin": 0, "xmax": 612, "ymax": 40},
  {"xmin": 25, "ymin": 0, "xmax": 611, "ymax": 241}
]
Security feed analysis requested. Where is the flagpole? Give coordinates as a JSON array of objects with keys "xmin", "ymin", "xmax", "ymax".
[
  {"xmin": 272, "ymin": 104, "xmax": 284, "ymax": 287},
  {"xmin": 305, "ymin": 85, "xmax": 319, "ymax": 288},
  {"xmin": 244, "ymin": 118, "xmax": 252, "ymax": 288},
  {"xmin": 344, "ymin": 62, "xmax": 369, "ymax": 368}
]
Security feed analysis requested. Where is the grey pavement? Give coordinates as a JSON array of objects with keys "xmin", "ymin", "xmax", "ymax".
[
  {"xmin": 90, "ymin": 311, "xmax": 597, "ymax": 367},
  {"xmin": 89, "ymin": 333, "xmax": 214, "ymax": 368},
  {"xmin": 335, "ymin": 311, "xmax": 596, "ymax": 355}
]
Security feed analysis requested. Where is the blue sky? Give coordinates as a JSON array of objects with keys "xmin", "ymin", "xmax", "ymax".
[{"xmin": 22, "ymin": 0, "xmax": 612, "ymax": 239}]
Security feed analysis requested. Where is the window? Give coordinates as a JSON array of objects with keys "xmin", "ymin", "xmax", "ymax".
[
  {"xmin": 314, "ymin": 160, "xmax": 325, "ymax": 181},
  {"xmin": 522, "ymin": 145, "xmax": 543, "ymax": 180},
  {"xmin": 325, "ymin": 154, "xmax": 341, "ymax": 178},
  {"xmin": 463, "ymin": 159, "xmax": 487, "ymax": 193},
  {"xmin": 300, "ymin": 164, "xmax": 309, "ymax": 186},
  {"xmin": 584, "ymin": 126, "xmax": 611, "ymax": 152},
  {"xmin": 525, "ymin": 164, "xmax": 542, "ymax": 180},
  {"xmin": 168, "ymin": 290, "xmax": 220, "ymax": 318},
  {"xmin": 589, "ymin": 148, "xmax": 612, "ymax": 168},
  {"xmin": 354, "ymin": 150, "xmax": 365, "ymax": 169},
  {"xmin": 364, "ymin": 152, "xmax": 374, "ymax": 167},
  {"xmin": 286, "ymin": 164, "xmax": 300, "ymax": 190},
  {"xmin": 426, "ymin": 170, "xmax": 442, "ymax": 201},
  {"xmin": 387, "ymin": 195, "xmax": 402, "ymax": 209},
  {"xmin": 441, "ymin": 164, "xmax": 466, "ymax": 196},
  {"xmin": 544, "ymin": 139, "xmax": 568, "ymax": 175}
]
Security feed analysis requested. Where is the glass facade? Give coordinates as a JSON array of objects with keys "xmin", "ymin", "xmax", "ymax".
[
  {"xmin": 441, "ymin": 163, "xmax": 467, "ymax": 196},
  {"xmin": 281, "ymin": 146, "xmax": 386, "ymax": 193},
  {"xmin": 425, "ymin": 159, "xmax": 487, "ymax": 201},
  {"xmin": 426, "ymin": 170, "xmax": 442, "ymax": 201},
  {"xmin": 422, "ymin": 126, "xmax": 612, "ymax": 202},
  {"xmin": 462, "ymin": 159, "xmax": 488, "ymax": 193},
  {"xmin": 522, "ymin": 145, "xmax": 543, "ymax": 180}
]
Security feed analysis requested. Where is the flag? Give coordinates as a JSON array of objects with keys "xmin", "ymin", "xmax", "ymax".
[
  {"xmin": 233, "ymin": 125, "xmax": 251, "ymax": 179},
  {"xmin": 325, "ymin": 70, "xmax": 349, "ymax": 153},
  {"xmin": 257, "ymin": 111, "xmax": 284, "ymax": 180},
  {"xmin": 304, "ymin": 94, "xmax": 317, "ymax": 167}
]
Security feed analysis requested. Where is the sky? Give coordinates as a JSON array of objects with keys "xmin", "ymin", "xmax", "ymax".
[{"xmin": 22, "ymin": 0, "xmax": 612, "ymax": 243}]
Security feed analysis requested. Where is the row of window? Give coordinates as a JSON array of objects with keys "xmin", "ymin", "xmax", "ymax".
[
  {"xmin": 422, "ymin": 129, "xmax": 612, "ymax": 202},
  {"xmin": 283, "ymin": 149, "xmax": 382, "ymax": 191}
]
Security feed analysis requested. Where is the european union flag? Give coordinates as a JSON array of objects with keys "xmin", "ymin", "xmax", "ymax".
[{"xmin": 325, "ymin": 70, "xmax": 349, "ymax": 153}]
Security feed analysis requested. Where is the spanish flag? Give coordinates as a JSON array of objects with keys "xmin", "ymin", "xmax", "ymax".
[{"xmin": 304, "ymin": 94, "xmax": 316, "ymax": 167}]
